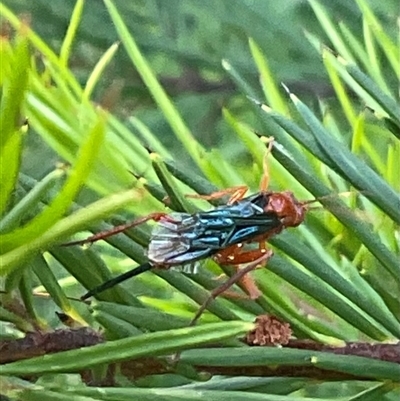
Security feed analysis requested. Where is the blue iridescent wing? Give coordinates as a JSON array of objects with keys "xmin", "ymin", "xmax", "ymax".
[
  {"xmin": 147, "ymin": 193, "xmax": 282, "ymax": 266},
  {"xmin": 147, "ymin": 213, "xmax": 218, "ymax": 265}
]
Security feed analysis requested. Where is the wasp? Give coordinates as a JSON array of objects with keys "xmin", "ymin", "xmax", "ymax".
[{"xmin": 65, "ymin": 141, "xmax": 309, "ymax": 324}]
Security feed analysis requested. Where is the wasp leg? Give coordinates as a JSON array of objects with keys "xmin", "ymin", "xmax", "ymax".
[
  {"xmin": 214, "ymin": 241, "xmax": 270, "ymax": 299},
  {"xmin": 186, "ymin": 185, "xmax": 248, "ymax": 205},
  {"xmin": 63, "ymin": 212, "xmax": 169, "ymax": 246},
  {"xmin": 190, "ymin": 249, "xmax": 273, "ymax": 326},
  {"xmin": 259, "ymin": 136, "xmax": 274, "ymax": 192},
  {"xmin": 214, "ymin": 241, "xmax": 270, "ymax": 265}
]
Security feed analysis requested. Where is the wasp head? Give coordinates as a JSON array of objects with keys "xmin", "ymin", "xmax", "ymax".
[{"xmin": 266, "ymin": 191, "xmax": 306, "ymax": 228}]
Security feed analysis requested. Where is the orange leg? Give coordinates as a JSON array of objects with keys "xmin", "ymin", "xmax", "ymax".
[
  {"xmin": 189, "ymin": 249, "xmax": 273, "ymax": 326},
  {"xmin": 213, "ymin": 241, "xmax": 269, "ymax": 266},
  {"xmin": 214, "ymin": 241, "xmax": 270, "ymax": 299},
  {"xmin": 186, "ymin": 185, "xmax": 248, "ymax": 205},
  {"xmin": 259, "ymin": 136, "xmax": 274, "ymax": 192},
  {"xmin": 63, "ymin": 212, "xmax": 169, "ymax": 246}
]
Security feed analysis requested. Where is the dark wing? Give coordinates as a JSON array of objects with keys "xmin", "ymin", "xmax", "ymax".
[
  {"xmin": 147, "ymin": 212, "xmax": 222, "ymax": 266},
  {"xmin": 147, "ymin": 193, "xmax": 282, "ymax": 266},
  {"xmin": 200, "ymin": 192, "xmax": 282, "ymax": 246}
]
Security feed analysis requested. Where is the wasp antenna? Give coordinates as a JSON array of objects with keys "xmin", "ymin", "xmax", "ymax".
[
  {"xmin": 301, "ymin": 198, "xmax": 323, "ymax": 206},
  {"xmin": 307, "ymin": 205, "xmax": 324, "ymax": 212},
  {"xmin": 62, "ymin": 238, "xmax": 93, "ymax": 247},
  {"xmin": 81, "ymin": 262, "xmax": 153, "ymax": 300},
  {"xmin": 301, "ymin": 190, "xmax": 366, "ymax": 206}
]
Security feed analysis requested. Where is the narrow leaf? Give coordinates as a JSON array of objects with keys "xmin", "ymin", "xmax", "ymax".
[
  {"xmin": 0, "ymin": 322, "xmax": 253, "ymax": 375},
  {"xmin": 0, "ymin": 115, "xmax": 106, "ymax": 252}
]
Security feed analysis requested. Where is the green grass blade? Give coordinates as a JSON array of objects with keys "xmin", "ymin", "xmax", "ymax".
[
  {"xmin": 51, "ymin": 387, "xmax": 327, "ymax": 401},
  {"xmin": 93, "ymin": 310, "xmax": 143, "ymax": 339},
  {"xmin": 0, "ymin": 169, "xmax": 65, "ymax": 233},
  {"xmin": 83, "ymin": 42, "xmax": 120, "ymax": 101},
  {"xmin": 181, "ymin": 347, "xmax": 400, "ymax": 381},
  {"xmin": 271, "ymin": 235, "xmax": 400, "ymax": 338},
  {"xmin": 59, "ymin": 0, "xmax": 85, "ymax": 68},
  {"xmin": 222, "ymin": 59, "xmax": 260, "ymax": 100},
  {"xmin": 266, "ymin": 256, "xmax": 395, "ymax": 340},
  {"xmin": 354, "ymin": 0, "xmax": 400, "ymax": 77},
  {"xmin": 249, "ymin": 38, "xmax": 288, "ymax": 115},
  {"xmin": 338, "ymin": 57, "xmax": 400, "ymax": 127},
  {"xmin": 0, "ymin": 115, "xmax": 106, "ymax": 253},
  {"xmin": 0, "ymin": 4, "xmax": 83, "ymax": 96},
  {"xmin": 0, "ymin": 35, "xmax": 30, "ymax": 215},
  {"xmin": 0, "ymin": 321, "xmax": 253, "ymax": 375},
  {"xmin": 18, "ymin": 270, "xmax": 45, "ymax": 328},
  {"xmin": 309, "ymin": 0, "xmax": 354, "ymax": 62},
  {"xmin": 0, "ymin": 187, "xmax": 138, "ymax": 276},
  {"xmin": 247, "ymin": 99, "xmax": 320, "ymax": 170},
  {"xmin": 269, "ymin": 143, "xmax": 400, "ymax": 282},
  {"xmin": 31, "ymin": 254, "xmax": 74, "ymax": 315},
  {"xmin": 51, "ymin": 246, "xmax": 143, "ymax": 307},
  {"xmin": 285, "ymin": 89, "xmax": 400, "ymax": 224},
  {"xmin": 0, "ymin": 128, "xmax": 24, "ymax": 217},
  {"xmin": 164, "ymin": 159, "xmax": 220, "ymax": 202},
  {"xmin": 362, "ymin": 20, "xmax": 391, "ymax": 95},
  {"xmin": 0, "ymin": 34, "xmax": 29, "ymax": 149},
  {"xmin": 155, "ymin": 269, "xmax": 240, "ymax": 322},
  {"xmin": 323, "ymin": 53, "xmax": 357, "ymax": 127},
  {"xmin": 92, "ymin": 301, "xmax": 190, "ymax": 331},
  {"xmin": 103, "ymin": 0, "xmax": 204, "ymax": 168},
  {"xmin": 0, "ymin": 305, "xmax": 34, "ymax": 333},
  {"xmin": 338, "ymin": 21, "xmax": 370, "ymax": 71},
  {"xmin": 151, "ymin": 153, "xmax": 196, "ymax": 213}
]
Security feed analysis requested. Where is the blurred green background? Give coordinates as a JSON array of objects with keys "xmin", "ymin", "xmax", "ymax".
[{"xmin": 5, "ymin": 0, "xmax": 398, "ymax": 179}]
